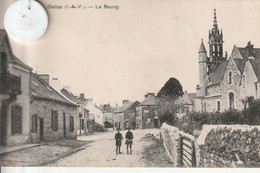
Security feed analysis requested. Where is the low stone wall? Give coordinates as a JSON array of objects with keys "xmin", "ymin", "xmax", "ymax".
[
  {"xmin": 160, "ymin": 123, "xmax": 181, "ymax": 167},
  {"xmin": 197, "ymin": 125, "xmax": 260, "ymax": 167}
]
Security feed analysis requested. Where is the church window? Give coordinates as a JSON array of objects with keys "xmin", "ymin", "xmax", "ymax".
[
  {"xmin": 229, "ymin": 72, "xmax": 232, "ymax": 84},
  {"xmin": 229, "ymin": 92, "xmax": 234, "ymax": 110}
]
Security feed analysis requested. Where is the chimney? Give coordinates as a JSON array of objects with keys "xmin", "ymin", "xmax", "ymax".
[
  {"xmin": 80, "ymin": 93, "xmax": 85, "ymax": 99},
  {"xmin": 38, "ymin": 74, "xmax": 49, "ymax": 84},
  {"xmin": 123, "ymin": 100, "xmax": 129, "ymax": 105}
]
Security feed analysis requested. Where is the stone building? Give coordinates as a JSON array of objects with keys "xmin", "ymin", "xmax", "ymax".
[
  {"xmin": 61, "ymin": 88, "xmax": 89, "ymax": 135},
  {"xmin": 175, "ymin": 91, "xmax": 196, "ymax": 119},
  {"xmin": 0, "ymin": 30, "xmax": 33, "ymax": 146},
  {"xmin": 136, "ymin": 93, "xmax": 158, "ymax": 129},
  {"xmin": 31, "ymin": 73, "xmax": 78, "ymax": 142},
  {"xmin": 113, "ymin": 100, "xmax": 139, "ymax": 130},
  {"xmin": 195, "ymin": 9, "xmax": 260, "ymax": 112}
]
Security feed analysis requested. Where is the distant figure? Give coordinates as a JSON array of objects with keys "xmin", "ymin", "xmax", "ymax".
[
  {"xmin": 115, "ymin": 128, "xmax": 123, "ymax": 155},
  {"xmin": 125, "ymin": 127, "xmax": 134, "ymax": 155}
]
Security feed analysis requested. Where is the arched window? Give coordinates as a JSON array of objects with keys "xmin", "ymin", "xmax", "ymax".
[
  {"xmin": 229, "ymin": 71, "xmax": 232, "ymax": 84},
  {"xmin": 229, "ymin": 92, "xmax": 234, "ymax": 110}
]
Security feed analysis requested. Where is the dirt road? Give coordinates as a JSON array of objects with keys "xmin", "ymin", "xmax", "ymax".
[{"xmin": 48, "ymin": 129, "xmax": 161, "ymax": 167}]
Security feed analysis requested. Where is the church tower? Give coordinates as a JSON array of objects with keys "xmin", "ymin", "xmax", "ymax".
[
  {"xmin": 198, "ymin": 39, "xmax": 207, "ymax": 87},
  {"xmin": 207, "ymin": 9, "xmax": 226, "ymax": 73}
]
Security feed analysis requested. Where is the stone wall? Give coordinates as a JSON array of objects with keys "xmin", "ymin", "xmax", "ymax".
[
  {"xmin": 197, "ymin": 125, "xmax": 260, "ymax": 167},
  {"xmin": 31, "ymin": 99, "xmax": 78, "ymax": 142},
  {"xmin": 161, "ymin": 123, "xmax": 181, "ymax": 167},
  {"xmin": 221, "ymin": 57, "xmax": 243, "ymax": 111}
]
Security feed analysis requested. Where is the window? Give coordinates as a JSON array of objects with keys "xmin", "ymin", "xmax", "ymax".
[
  {"xmin": 51, "ymin": 110, "xmax": 58, "ymax": 131},
  {"xmin": 229, "ymin": 92, "xmax": 234, "ymax": 110},
  {"xmin": 69, "ymin": 116, "xmax": 74, "ymax": 132},
  {"xmin": 32, "ymin": 114, "xmax": 38, "ymax": 132},
  {"xmin": 11, "ymin": 106, "xmax": 22, "ymax": 135},
  {"xmin": 229, "ymin": 71, "xmax": 232, "ymax": 84},
  {"xmin": 217, "ymin": 101, "xmax": 221, "ymax": 112}
]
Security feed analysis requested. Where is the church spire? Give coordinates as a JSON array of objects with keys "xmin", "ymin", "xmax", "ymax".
[
  {"xmin": 213, "ymin": 9, "xmax": 218, "ymax": 29},
  {"xmin": 199, "ymin": 39, "xmax": 206, "ymax": 53},
  {"xmin": 209, "ymin": 9, "xmax": 223, "ymax": 58}
]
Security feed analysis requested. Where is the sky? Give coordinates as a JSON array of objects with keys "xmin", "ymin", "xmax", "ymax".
[{"xmin": 1, "ymin": 0, "xmax": 260, "ymax": 106}]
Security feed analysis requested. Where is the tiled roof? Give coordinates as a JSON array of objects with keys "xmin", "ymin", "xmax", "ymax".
[
  {"xmin": 10, "ymin": 55, "xmax": 33, "ymax": 71},
  {"xmin": 139, "ymin": 96, "xmax": 157, "ymax": 106},
  {"xmin": 234, "ymin": 59, "xmax": 246, "ymax": 73},
  {"xmin": 114, "ymin": 101, "xmax": 139, "ymax": 113},
  {"xmin": 208, "ymin": 61, "xmax": 228, "ymax": 86},
  {"xmin": 61, "ymin": 88, "xmax": 86, "ymax": 105},
  {"xmin": 32, "ymin": 73, "xmax": 76, "ymax": 106}
]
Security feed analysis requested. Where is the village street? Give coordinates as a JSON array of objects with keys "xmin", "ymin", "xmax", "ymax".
[{"xmin": 47, "ymin": 129, "xmax": 165, "ymax": 167}]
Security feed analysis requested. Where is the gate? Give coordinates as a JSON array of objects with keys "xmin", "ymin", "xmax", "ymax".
[{"xmin": 180, "ymin": 135, "xmax": 196, "ymax": 167}]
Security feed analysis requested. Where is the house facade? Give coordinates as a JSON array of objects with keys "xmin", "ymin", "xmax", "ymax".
[
  {"xmin": 0, "ymin": 30, "xmax": 33, "ymax": 146},
  {"xmin": 194, "ymin": 9, "xmax": 260, "ymax": 113},
  {"xmin": 136, "ymin": 93, "xmax": 158, "ymax": 129},
  {"xmin": 61, "ymin": 89, "xmax": 89, "ymax": 135},
  {"xmin": 114, "ymin": 100, "xmax": 139, "ymax": 130},
  {"xmin": 30, "ymin": 73, "xmax": 78, "ymax": 142},
  {"xmin": 175, "ymin": 91, "xmax": 196, "ymax": 119}
]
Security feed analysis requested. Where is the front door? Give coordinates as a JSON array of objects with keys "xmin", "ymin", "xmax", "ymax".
[
  {"xmin": 63, "ymin": 113, "xmax": 66, "ymax": 138},
  {"xmin": 39, "ymin": 118, "xmax": 44, "ymax": 141}
]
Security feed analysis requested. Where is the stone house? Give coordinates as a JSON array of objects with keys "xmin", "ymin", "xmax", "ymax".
[
  {"xmin": 99, "ymin": 104, "xmax": 115, "ymax": 129},
  {"xmin": 114, "ymin": 100, "xmax": 139, "ymax": 130},
  {"xmin": 31, "ymin": 73, "xmax": 78, "ymax": 142},
  {"xmin": 136, "ymin": 93, "xmax": 158, "ymax": 129},
  {"xmin": 0, "ymin": 29, "xmax": 33, "ymax": 146},
  {"xmin": 194, "ymin": 9, "xmax": 260, "ymax": 112},
  {"xmin": 61, "ymin": 88, "xmax": 89, "ymax": 135}
]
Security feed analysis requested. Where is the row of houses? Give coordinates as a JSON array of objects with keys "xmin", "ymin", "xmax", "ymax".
[
  {"xmin": 0, "ymin": 29, "xmax": 106, "ymax": 147},
  {"xmin": 107, "ymin": 91, "xmax": 195, "ymax": 131}
]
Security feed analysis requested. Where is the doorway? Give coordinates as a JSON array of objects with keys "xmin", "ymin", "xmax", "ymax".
[{"xmin": 39, "ymin": 118, "xmax": 44, "ymax": 141}]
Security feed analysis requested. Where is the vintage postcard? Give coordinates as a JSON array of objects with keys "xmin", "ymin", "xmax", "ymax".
[{"xmin": 1, "ymin": 0, "xmax": 260, "ymax": 169}]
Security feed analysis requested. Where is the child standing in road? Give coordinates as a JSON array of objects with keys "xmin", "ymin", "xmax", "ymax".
[
  {"xmin": 125, "ymin": 127, "xmax": 134, "ymax": 155},
  {"xmin": 115, "ymin": 128, "xmax": 123, "ymax": 155}
]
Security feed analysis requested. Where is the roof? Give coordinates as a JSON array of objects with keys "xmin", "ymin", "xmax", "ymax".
[
  {"xmin": 198, "ymin": 40, "xmax": 207, "ymax": 53},
  {"xmin": 99, "ymin": 104, "xmax": 115, "ymax": 113},
  {"xmin": 114, "ymin": 101, "xmax": 140, "ymax": 113},
  {"xmin": 0, "ymin": 29, "xmax": 32, "ymax": 71},
  {"xmin": 31, "ymin": 73, "xmax": 76, "ymax": 106},
  {"xmin": 61, "ymin": 88, "xmax": 86, "ymax": 105},
  {"xmin": 208, "ymin": 61, "xmax": 228, "ymax": 86},
  {"xmin": 250, "ymin": 59, "xmax": 260, "ymax": 81},
  {"xmin": 233, "ymin": 59, "xmax": 246, "ymax": 73},
  {"xmin": 139, "ymin": 96, "xmax": 157, "ymax": 106}
]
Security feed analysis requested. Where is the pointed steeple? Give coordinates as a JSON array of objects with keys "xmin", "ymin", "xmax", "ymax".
[
  {"xmin": 213, "ymin": 9, "xmax": 218, "ymax": 29},
  {"xmin": 199, "ymin": 39, "xmax": 207, "ymax": 53}
]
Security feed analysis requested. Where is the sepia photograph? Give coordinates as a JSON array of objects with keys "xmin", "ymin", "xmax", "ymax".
[{"xmin": 1, "ymin": 0, "xmax": 260, "ymax": 169}]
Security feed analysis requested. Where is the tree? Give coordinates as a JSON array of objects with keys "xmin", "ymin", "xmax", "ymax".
[
  {"xmin": 157, "ymin": 77, "xmax": 184, "ymax": 100},
  {"xmin": 157, "ymin": 77, "xmax": 184, "ymax": 125}
]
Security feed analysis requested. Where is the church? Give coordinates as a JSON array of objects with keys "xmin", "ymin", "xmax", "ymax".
[{"xmin": 194, "ymin": 9, "xmax": 260, "ymax": 113}]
